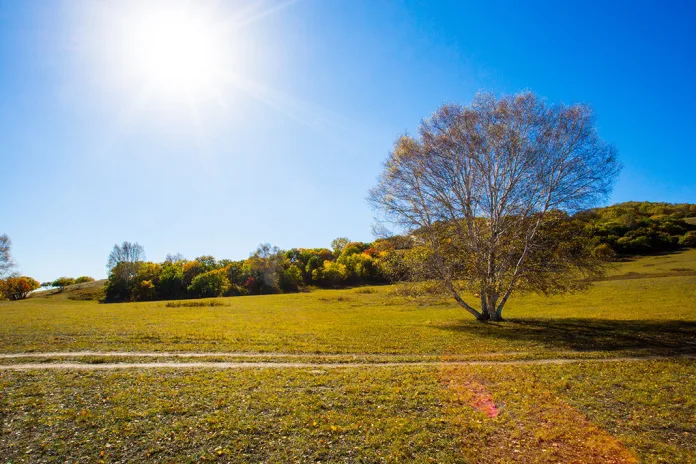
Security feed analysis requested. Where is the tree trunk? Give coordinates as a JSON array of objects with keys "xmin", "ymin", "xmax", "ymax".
[{"xmin": 483, "ymin": 292, "xmax": 503, "ymax": 321}]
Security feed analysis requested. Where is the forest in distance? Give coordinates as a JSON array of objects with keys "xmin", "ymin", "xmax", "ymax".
[{"xmin": 2, "ymin": 201, "xmax": 694, "ymax": 304}]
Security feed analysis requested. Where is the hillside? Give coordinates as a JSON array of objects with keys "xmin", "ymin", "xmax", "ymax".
[
  {"xmin": 30, "ymin": 279, "xmax": 106, "ymax": 301},
  {"xmin": 578, "ymin": 201, "xmax": 696, "ymax": 255}
]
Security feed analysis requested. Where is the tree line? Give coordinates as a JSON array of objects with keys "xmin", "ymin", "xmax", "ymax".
[
  {"xmin": 1, "ymin": 201, "xmax": 695, "ymax": 303},
  {"xmin": 104, "ymin": 240, "xmax": 395, "ymax": 302},
  {"xmin": 102, "ymin": 201, "xmax": 696, "ymax": 304},
  {"xmin": 0, "ymin": 208, "xmax": 696, "ymax": 302},
  {"xmin": 581, "ymin": 202, "xmax": 696, "ymax": 256}
]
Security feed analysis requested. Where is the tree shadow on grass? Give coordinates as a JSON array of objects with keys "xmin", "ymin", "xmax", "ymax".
[{"xmin": 438, "ymin": 318, "xmax": 696, "ymax": 355}]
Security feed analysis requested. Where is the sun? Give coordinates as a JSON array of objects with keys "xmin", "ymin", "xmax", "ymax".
[
  {"xmin": 118, "ymin": 5, "xmax": 227, "ymax": 100},
  {"xmin": 71, "ymin": 0, "xmax": 309, "ymax": 128}
]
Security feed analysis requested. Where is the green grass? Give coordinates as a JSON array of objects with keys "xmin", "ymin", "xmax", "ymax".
[
  {"xmin": 601, "ymin": 248, "xmax": 696, "ymax": 280},
  {"xmin": 0, "ymin": 251, "xmax": 694, "ymax": 356},
  {"xmin": 0, "ymin": 367, "xmax": 462, "ymax": 463},
  {"xmin": 1, "ymin": 251, "xmax": 696, "ymax": 462},
  {"xmin": 1, "ymin": 361, "xmax": 693, "ymax": 463}
]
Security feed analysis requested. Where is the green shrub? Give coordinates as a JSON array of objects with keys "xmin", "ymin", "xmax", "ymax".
[
  {"xmin": 679, "ymin": 231, "xmax": 696, "ymax": 248},
  {"xmin": 187, "ymin": 269, "xmax": 231, "ymax": 298},
  {"xmin": 592, "ymin": 243, "xmax": 616, "ymax": 260},
  {"xmin": 52, "ymin": 277, "xmax": 76, "ymax": 288},
  {"xmin": 165, "ymin": 300, "xmax": 224, "ymax": 308}
]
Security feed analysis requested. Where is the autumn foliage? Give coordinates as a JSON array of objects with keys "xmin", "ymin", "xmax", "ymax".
[
  {"xmin": 0, "ymin": 276, "xmax": 40, "ymax": 300},
  {"xmin": 104, "ymin": 242, "xmax": 392, "ymax": 303},
  {"xmin": 99, "ymin": 202, "xmax": 696, "ymax": 303}
]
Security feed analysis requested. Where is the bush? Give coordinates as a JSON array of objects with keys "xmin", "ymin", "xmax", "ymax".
[
  {"xmin": 74, "ymin": 276, "xmax": 95, "ymax": 284},
  {"xmin": 52, "ymin": 277, "xmax": 76, "ymax": 288},
  {"xmin": 313, "ymin": 260, "xmax": 348, "ymax": 286},
  {"xmin": 592, "ymin": 243, "xmax": 616, "ymax": 260},
  {"xmin": 165, "ymin": 300, "xmax": 224, "ymax": 308},
  {"xmin": 187, "ymin": 269, "xmax": 231, "ymax": 298},
  {"xmin": 2, "ymin": 276, "xmax": 40, "ymax": 300},
  {"xmin": 280, "ymin": 265, "xmax": 303, "ymax": 292},
  {"xmin": 679, "ymin": 231, "xmax": 696, "ymax": 248}
]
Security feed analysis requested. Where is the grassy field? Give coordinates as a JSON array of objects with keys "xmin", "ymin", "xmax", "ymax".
[{"xmin": 1, "ymin": 250, "xmax": 695, "ymax": 462}]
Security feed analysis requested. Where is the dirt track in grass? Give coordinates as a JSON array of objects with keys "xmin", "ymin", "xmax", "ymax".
[
  {"xmin": 0, "ymin": 353, "xmax": 692, "ymax": 370},
  {"xmin": 0, "ymin": 350, "xmax": 524, "ymax": 359}
]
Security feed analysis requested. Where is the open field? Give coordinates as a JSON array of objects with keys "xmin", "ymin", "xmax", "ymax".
[{"xmin": 1, "ymin": 250, "xmax": 695, "ymax": 462}]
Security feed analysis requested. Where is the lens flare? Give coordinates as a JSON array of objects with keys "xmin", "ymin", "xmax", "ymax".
[{"xmin": 122, "ymin": 7, "xmax": 224, "ymax": 99}]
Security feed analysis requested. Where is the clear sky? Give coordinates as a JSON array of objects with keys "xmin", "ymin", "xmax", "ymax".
[{"xmin": 1, "ymin": 0, "xmax": 695, "ymax": 283}]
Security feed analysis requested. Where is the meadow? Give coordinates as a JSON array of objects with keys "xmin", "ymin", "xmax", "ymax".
[{"xmin": 1, "ymin": 250, "xmax": 695, "ymax": 462}]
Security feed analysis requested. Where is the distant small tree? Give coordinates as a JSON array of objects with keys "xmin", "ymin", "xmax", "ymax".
[
  {"xmin": 105, "ymin": 241, "xmax": 146, "ymax": 301},
  {"xmin": 331, "ymin": 237, "xmax": 350, "ymax": 255},
  {"xmin": 105, "ymin": 262, "xmax": 141, "ymax": 302},
  {"xmin": 134, "ymin": 262, "xmax": 162, "ymax": 301},
  {"xmin": 280, "ymin": 264, "xmax": 304, "ymax": 291},
  {"xmin": 187, "ymin": 269, "xmax": 230, "ymax": 298},
  {"xmin": 195, "ymin": 255, "xmax": 218, "ymax": 271},
  {"xmin": 164, "ymin": 253, "xmax": 185, "ymax": 263},
  {"xmin": 245, "ymin": 244, "xmax": 284, "ymax": 294},
  {"xmin": 313, "ymin": 260, "xmax": 348, "ymax": 286},
  {"xmin": 223, "ymin": 261, "xmax": 246, "ymax": 287},
  {"xmin": 3, "ymin": 276, "xmax": 40, "ymax": 300},
  {"xmin": 107, "ymin": 241, "xmax": 145, "ymax": 271},
  {"xmin": 680, "ymin": 231, "xmax": 696, "ymax": 248},
  {"xmin": 0, "ymin": 234, "xmax": 16, "ymax": 278},
  {"xmin": 159, "ymin": 262, "xmax": 186, "ymax": 299},
  {"xmin": 74, "ymin": 276, "xmax": 95, "ymax": 284},
  {"xmin": 183, "ymin": 260, "xmax": 205, "ymax": 288},
  {"xmin": 52, "ymin": 277, "xmax": 76, "ymax": 288}
]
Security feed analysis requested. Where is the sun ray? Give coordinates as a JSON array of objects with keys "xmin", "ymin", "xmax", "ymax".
[
  {"xmin": 224, "ymin": 72, "xmax": 359, "ymax": 135},
  {"xmin": 71, "ymin": 0, "xmax": 357, "ymax": 143},
  {"xmin": 222, "ymin": 0, "xmax": 302, "ymax": 31}
]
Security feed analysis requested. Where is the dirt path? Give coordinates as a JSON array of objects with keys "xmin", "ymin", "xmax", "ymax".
[
  {"xmin": 0, "ymin": 350, "xmax": 526, "ymax": 359},
  {"xmin": 0, "ymin": 355, "xmax": 692, "ymax": 370}
]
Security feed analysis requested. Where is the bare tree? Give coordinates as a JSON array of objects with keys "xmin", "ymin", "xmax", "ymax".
[
  {"xmin": 331, "ymin": 237, "xmax": 350, "ymax": 255},
  {"xmin": 106, "ymin": 241, "xmax": 146, "ymax": 298},
  {"xmin": 247, "ymin": 243, "xmax": 284, "ymax": 293},
  {"xmin": 164, "ymin": 253, "xmax": 185, "ymax": 263},
  {"xmin": 107, "ymin": 241, "xmax": 146, "ymax": 271},
  {"xmin": 0, "ymin": 234, "xmax": 16, "ymax": 278},
  {"xmin": 369, "ymin": 92, "xmax": 621, "ymax": 321}
]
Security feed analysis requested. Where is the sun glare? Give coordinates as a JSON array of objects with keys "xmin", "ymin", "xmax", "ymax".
[
  {"xmin": 73, "ymin": 0, "xmax": 310, "ymax": 130},
  {"xmin": 123, "ymin": 8, "xmax": 224, "ymax": 99}
]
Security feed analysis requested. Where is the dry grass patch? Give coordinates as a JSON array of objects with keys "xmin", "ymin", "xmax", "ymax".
[{"xmin": 440, "ymin": 366, "xmax": 637, "ymax": 463}]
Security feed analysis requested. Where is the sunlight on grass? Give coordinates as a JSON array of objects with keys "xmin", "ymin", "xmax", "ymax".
[
  {"xmin": 1, "ymin": 253, "xmax": 695, "ymax": 355},
  {"xmin": 1, "ymin": 251, "xmax": 695, "ymax": 462}
]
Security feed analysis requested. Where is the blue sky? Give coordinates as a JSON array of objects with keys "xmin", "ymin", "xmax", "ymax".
[{"xmin": 1, "ymin": 0, "xmax": 694, "ymax": 282}]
